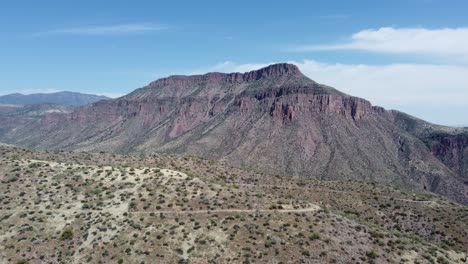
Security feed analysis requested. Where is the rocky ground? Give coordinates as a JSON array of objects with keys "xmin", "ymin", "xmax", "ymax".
[{"xmin": 0, "ymin": 145, "xmax": 467, "ymax": 263}]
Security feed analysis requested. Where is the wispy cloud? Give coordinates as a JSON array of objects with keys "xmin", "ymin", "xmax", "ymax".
[
  {"xmin": 200, "ymin": 60, "xmax": 468, "ymax": 126},
  {"xmin": 34, "ymin": 23, "xmax": 168, "ymax": 36},
  {"xmin": 293, "ymin": 27, "xmax": 468, "ymax": 62}
]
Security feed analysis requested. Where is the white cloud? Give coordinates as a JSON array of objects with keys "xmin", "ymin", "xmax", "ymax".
[
  {"xmin": 35, "ymin": 23, "xmax": 167, "ymax": 36},
  {"xmin": 203, "ymin": 60, "xmax": 468, "ymax": 126},
  {"xmin": 295, "ymin": 27, "xmax": 468, "ymax": 62},
  {"xmin": 294, "ymin": 60, "xmax": 468, "ymax": 107}
]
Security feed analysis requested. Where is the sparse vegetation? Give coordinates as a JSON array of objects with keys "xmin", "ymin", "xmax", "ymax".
[{"xmin": 0, "ymin": 145, "xmax": 466, "ymax": 263}]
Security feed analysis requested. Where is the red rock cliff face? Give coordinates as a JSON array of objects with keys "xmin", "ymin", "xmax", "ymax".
[
  {"xmin": 234, "ymin": 87, "xmax": 374, "ymax": 121},
  {"xmin": 79, "ymin": 86, "xmax": 375, "ymax": 142},
  {"xmin": 428, "ymin": 133, "xmax": 468, "ymax": 179},
  {"xmin": 60, "ymin": 63, "xmax": 375, "ymax": 141},
  {"xmin": 69, "ymin": 99, "xmax": 177, "ymax": 122},
  {"xmin": 89, "ymin": 64, "xmax": 377, "ymax": 139},
  {"xmin": 64, "ymin": 97, "xmax": 221, "ymax": 139}
]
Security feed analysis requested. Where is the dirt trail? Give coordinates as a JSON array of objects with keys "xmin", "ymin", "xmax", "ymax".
[
  {"xmin": 0, "ymin": 205, "xmax": 321, "ymax": 215},
  {"xmin": 234, "ymin": 183, "xmax": 438, "ymax": 205}
]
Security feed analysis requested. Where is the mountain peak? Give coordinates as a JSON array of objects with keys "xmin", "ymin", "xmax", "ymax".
[
  {"xmin": 242, "ymin": 63, "xmax": 302, "ymax": 80},
  {"xmin": 147, "ymin": 63, "xmax": 303, "ymax": 88}
]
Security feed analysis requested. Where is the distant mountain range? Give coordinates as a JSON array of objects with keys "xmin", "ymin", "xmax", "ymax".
[
  {"xmin": 0, "ymin": 63, "xmax": 466, "ymax": 204},
  {"xmin": 0, "ymin": 91, "xmax": 109, "ymax": 106}
]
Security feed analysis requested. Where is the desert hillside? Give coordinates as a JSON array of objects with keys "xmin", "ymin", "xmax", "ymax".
[{"xmin": 0, "ymin": 145, "xmax": 466, "ymax": 263}]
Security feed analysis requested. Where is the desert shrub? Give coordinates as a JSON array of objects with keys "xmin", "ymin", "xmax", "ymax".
[
  {"xmin": 5, "ymin": 175, "xmax": 19, "ymax": 183},
  {"xmin": 61, "ymin": 227, "xmax": 74, "ymax": 240},
  {"xmin": 309, "ymin": 232, "xmax": 320, "ymax": 240},
  {"xmin": 366, "ymin": 250, "xmax": 378, "ymax": 259}
]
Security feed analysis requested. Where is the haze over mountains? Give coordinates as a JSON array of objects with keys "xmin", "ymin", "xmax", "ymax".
[
  {"xmin": 0, "ymin": 91, "xmax": 109, "ymax": 106},
  {"xmin": 0, "ymin": 63, "xmax": 466, "ymax": 204}
]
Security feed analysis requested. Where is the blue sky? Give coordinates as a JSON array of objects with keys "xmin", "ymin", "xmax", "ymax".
[{"xmin": 1, "ymin": 0, "xmax": 467, "ymax": 126}]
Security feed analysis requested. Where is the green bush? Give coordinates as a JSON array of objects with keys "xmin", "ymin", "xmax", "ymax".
[
  {"xmin": 309, "ymin": 232, "xmax": 320, "ymax": 240},
  {"xmin": 366, "ymin": 250, "xmax": 378, "ymax": 259},
  {"xmin": 61, "ymin": 227, "xmax": 74, "ymax": 240}
]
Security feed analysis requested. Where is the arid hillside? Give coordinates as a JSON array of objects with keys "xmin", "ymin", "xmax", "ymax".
[{"xmin": 0, "ymin": 145, "xmax": 466, "ymax": 263}]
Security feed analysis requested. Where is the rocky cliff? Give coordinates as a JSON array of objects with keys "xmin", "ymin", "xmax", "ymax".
[{"xmin": 424, "ymin": 132, "xmax": 468, "ymax": 181}]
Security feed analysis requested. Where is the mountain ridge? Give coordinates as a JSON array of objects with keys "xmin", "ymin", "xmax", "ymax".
[
  {"xmin": 0, "ymin": 91, "xmax": 110, "ymax": 106},
  {"xmin": 150, "ymin": 63, "xmax": 304, "ymax": 84},
  {"xmin": 0, "ymin": 63, "xmax": 466, "ymax": 204}
]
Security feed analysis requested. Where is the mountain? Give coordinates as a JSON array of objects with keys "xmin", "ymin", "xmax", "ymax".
[
  {"xmin": 0, "ymin": 103, "xmax": 75, "ymax": 136},
  {"xmin": 0, "ymin": 91, "xmax": 109, "ymax": 106},
  {"xmin": 0, "ymin": 63, "xmax": 466, "ymax": 204},
  {"xmin": 0, "ymin": 103, "xmax": 74, "ymax": 116}
]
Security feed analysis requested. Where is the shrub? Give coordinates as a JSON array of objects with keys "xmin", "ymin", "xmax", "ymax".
[
  {"xmin": 61, "ymin": 227, "xmax": 74, "ymax": 240},
  {"xmin": 366, "ymin": 250, "xmax": 378, "ymax": 259},
  {"xmin": 309, "ymin": 232, "xmax": 320, "ymax": 240}
]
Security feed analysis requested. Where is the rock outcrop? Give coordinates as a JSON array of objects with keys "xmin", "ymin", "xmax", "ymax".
[{"xmin": 426, "ymin": 132, "xmax": 468, "ymax": 180}]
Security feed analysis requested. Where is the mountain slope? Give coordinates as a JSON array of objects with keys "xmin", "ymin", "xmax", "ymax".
[
  {"xmin": 0, "ymin": 91, "xmax": 109, "ymax": 106},
  {"xmin": 393, "ymin": 111, "xmax": 468, "ymax": 182},
  {"xmin": 0, "ymin": 63, "xmax": 466, "ymax": 204},
  {"xmin": 0, "ymin": 145, "xmax": 466, "ymax": 263}
]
